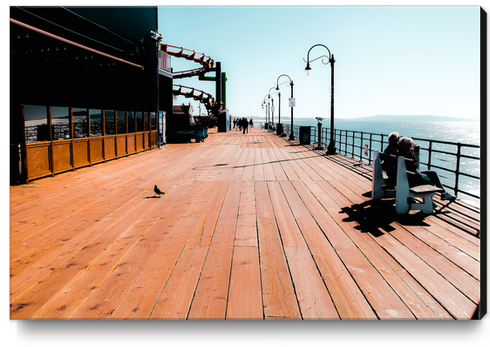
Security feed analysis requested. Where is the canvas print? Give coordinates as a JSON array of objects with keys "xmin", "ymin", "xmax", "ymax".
[{"xmin": 9, "ymin": 5, "xmax": 484, "ymax": 321}]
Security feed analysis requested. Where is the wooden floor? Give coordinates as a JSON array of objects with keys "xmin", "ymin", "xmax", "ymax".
[{"xmin": 10, "ymin": 127, "xmax": 481, "ymax": 320}]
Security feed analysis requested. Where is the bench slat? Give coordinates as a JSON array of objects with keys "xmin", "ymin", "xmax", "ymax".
[{"xmin": 410, "ymin": 185, "xmax": 444, "ymax": 194}]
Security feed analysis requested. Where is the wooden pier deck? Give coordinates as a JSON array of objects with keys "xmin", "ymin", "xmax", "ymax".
[{"xmin": 10, "ymin": 127, "xmax": 481, "ymax": 320}]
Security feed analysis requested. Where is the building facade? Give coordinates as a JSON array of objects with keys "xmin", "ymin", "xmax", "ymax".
[{"xmin": 10, "ymin": 6, "xmax": 173, "ymax": 184}]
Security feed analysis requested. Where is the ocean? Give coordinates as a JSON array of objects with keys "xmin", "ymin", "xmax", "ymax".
[{"xmin": 278, "ymin": 118, "xmax": 480, "ymax": 146}]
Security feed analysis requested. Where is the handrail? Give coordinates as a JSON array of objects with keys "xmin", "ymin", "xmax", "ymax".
[{"xmin": 282, "ymin": 123, "xmax": 480, "ymax": 206}]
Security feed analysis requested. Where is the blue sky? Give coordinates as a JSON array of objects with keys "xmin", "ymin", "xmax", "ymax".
[{"xmin": 158, "ymin": 4, "xmax": 481, "ymax": 120}]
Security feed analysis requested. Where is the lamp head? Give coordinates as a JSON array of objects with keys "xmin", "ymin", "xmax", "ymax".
[
  {"xmin": 305, "ymin": 63, "xmax": 312, "ymax": 76},
  {"xmin": 275, "ymin": 86, "xmax": 280, "ymax": 94}
]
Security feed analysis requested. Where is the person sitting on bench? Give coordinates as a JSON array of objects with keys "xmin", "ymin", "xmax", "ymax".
[
  {"xmin": 382, "ymin": 132, "xmax": 401, "ymax": 183},
  {"xmin": 398, "ymin": 137, "xmax": 456, "ymax": 201},
  {"xmin": 384, "ymin": 132, "xmax": 400, "ymax": 155}
]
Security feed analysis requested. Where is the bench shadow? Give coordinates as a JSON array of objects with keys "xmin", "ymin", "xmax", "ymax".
[{"xmin": 340, "ymin": 193, "xmax": 430, "ymax": 237}]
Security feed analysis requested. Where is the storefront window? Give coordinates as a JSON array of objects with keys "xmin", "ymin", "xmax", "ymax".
[
  {"xmin": 136, "ymin": 111, "xmax": 144, "ymax": 132},
  {"xmin": 105, "ymin": 110, "xmax": 116, "ymax": 135},
  {"xmin": 90, "ymin": 109, "xmax": 103, "ymax": 137},
  {"xmin": 51, "ymin": 107, "xmax": 71, "ymax": 140},
  {"xmin": 73, "ymin": 108, "xmax": 89, "ymax": 138},
  {"xmin": 151, "ymin": 112, "xmax": 156, "ymax": 130},
  {"xmin": 145, "ymin": 112, "xmax": 150, "ymax": 131},
  {"xmin": 117, "ymin": 111, "xmax": 126, "ymax": 134},
  {"xmin": 128, "ymin": 111, "xmax": 136, "ymax": 133},
  {"xmin": 24, "ymin": 105, "xmax": 49, "ymax": 143}
]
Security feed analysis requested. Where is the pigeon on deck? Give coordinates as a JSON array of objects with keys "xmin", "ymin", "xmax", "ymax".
[{"xmin": 154, "ymin": 185, "xmax": 165, "ymax": 197}]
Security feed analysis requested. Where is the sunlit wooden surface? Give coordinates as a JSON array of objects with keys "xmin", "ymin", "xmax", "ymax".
[{"xmin": 10, "ymin": 126, "xmax": 480, "ymax": 320}]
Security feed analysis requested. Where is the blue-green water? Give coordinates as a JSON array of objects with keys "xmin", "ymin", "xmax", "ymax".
[{"xmin": 284, "ymin": 118, "xmax": 480, "ymax": 146}]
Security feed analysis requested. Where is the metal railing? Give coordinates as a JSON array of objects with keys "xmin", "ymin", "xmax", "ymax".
[{"xmin": 282, "ymin": 123, "xmax": 481, "ymax": 206}]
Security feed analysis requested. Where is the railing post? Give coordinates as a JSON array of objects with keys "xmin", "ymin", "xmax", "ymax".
[
  {"xmin": 360, "ymin": 132, "xmax": 364, "ymax": 161},
  {"xmin": 369, "ymin": 133, "xmax": 373, "ymax": 165},
  {"xmin": 350, "ymin": 131, "xmax": 354, "ymax": 158},
  {"xmin": 454, "ymin": 143, "xmax": 461, "ymax": 196},
  {"xmin": 427, "ymin": 141, "xmax": 433, "ymax": 170}
]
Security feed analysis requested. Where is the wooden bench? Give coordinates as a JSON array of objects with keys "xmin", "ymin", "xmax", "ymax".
[{"xmin": 372, "ymin": 151, "xmax": 443, "ymax": 214}]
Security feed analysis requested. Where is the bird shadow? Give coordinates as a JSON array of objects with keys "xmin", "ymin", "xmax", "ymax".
[{"xmin": 143, "ymin": 196, "xmax": 162, "ymax": 199}]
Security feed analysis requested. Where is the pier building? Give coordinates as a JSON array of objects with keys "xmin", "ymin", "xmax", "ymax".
[{"xmin": 10, "ymin": 6, "xmax": 174, "ymax": 184}]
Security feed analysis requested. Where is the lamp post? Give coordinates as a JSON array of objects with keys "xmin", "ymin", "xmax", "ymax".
[
  {"xmin": 276, "ymin": 74, "xmax": 294, "ymax": 141},
  {"xmin": 261, "ymin": 99, "xmax": 268, "ymax": 128},
  {"xmin": 304, "ymin": 44, "xmax": 336, "ymax": 155},
  {"xmin": 276, "ymin": 88, "xmax": 282, "ymax": 135},
  {"xmin": 262, "ymin": 95, "xmax": 270, "ymax": 130},
  {"xmin": 268, "ymin": 87, "xmax": 277, "ymax": 132}
]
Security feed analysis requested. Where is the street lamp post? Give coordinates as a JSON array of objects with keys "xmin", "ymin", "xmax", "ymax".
[
  {"xmin": 304, "ymin": 44, "xmax": 336, "ymax": 155},
  {"xmin": 261, "ymin": 100, "xmax": 267, "ymax": 128},
  {"xmin": 268, "ymin": 87, "xmax": 276, "ymax": 130},
  {"xmin": 262, "ymin": 95, "xmax": 271, "ymax": 130},
  {"xmin": 276, "ymin": 74, "xmax": 294, "ymax": 141},
  {"xmin": 276, "ymin": 88, "xmax": 282, "ymax": 135}
]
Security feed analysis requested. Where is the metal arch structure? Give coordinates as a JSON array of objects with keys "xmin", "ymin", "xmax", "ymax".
[
  {"xmin": 172, "ymin": 84, "xmax": 219, "ymax": 114},
  {"xmin": 162, "ymin": 44, "xmax": 214, "ymax": 79},
  {"xmin": 161, "ymin": 43, "xmax": 223, "ymax": 116}
]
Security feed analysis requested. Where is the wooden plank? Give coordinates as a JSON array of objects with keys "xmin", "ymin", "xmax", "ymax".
[
  {"xmin": 261, "ymin": 148, "xmax": 276, "ymax": 181},
  {"xmin": 230, "ymin": 147, "xmax": 249, "ymax": 181},
  {"xmin": 281, "ymin": 146, "xmax": 312, "ymax": 181},
  {"xmin": 295, "ymin": 218, "xmax": 378, "ymax": 319},
  {"xmin": 298, "ymin": 180, "xmax": 453, "ymax": 319},
  {"xmin": 241, "ymin": 146, "xmax": 255, "ymax": 181},
  {"xmin": 188, "ymin": 218, "xmax": 235, "ymax": 319},
  {"xmin": 110, "ymin": 217, "xmax": 199, "ymax": 319},
  {"xmin": 387, "ymin": 227, "xmax": 480, "ymax": 302},
  {"xmin": 226, "ymin": 246, "xmax": 262, "ymax": 319},
  {"xmin": 31, "ymin": 177, "xmax": 203, "ymax": 319},
  {"xmin": 267, "ymin": 147, "xmax": 288, "ymax": 181},
  {"xmin": 305, "ymin": 179, "xmax": 474, "ymax": 319},
  {"xmin": 253, "ymin": 148, "xmax": 265, "ymax": 181},
  {"xmin": 10, "ymin": 189, "xmax": 149, "ymax": 303},
  {"xmin": 286, "ymin": 149, "xmax": 324, "ymax": 181},
  {"xmin": 267, "ymin": 181, "xmax": 306, "ymax": 247},
  {"xmin": 271, "ymin": 145, "xmax": 300, "ymax": 181},
  {"xmin": 235, "ymin": 181, "xmax": 258, "ymax": 247},
  {"xmin": 292, "ymin": 180, "xmax": 416, "ymax": 319},
  {"xmin": 374, "ymin": 233, "xmax": 476, "ymax": 319},
  {"xmin": 11, "ymin": 187, "xmax": 162, "ymax": 319},
  {"xmin": 284, "ymin": 246, "xmax": 339, "ymax": 319},
  {"xmin": 148, "ymin": 246, "xmax": 207, "ymax": 319},
  {"xmin": 187, "ymin": 181, "xmax": 240, "ymax": 318},
  {"xmin": 187, "ymin": 181, "xmax": 229, "ymax": 247},
  {"xmin": 255, "ymin": 181, "xmax": 301, "ymax": 319},
  {"xmin": 336, "ymin": 178, "xmax": 480, "ymax": 280}
]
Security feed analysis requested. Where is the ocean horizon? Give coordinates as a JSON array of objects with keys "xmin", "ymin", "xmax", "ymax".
[{"xmin": 252, "ymin": 117, "xmax": 480, "ymax": 146}]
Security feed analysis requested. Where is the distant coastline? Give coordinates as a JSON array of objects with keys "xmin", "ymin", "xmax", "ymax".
[
  {"xmin": 338, "ymin": 115, "xmax": 478, "ymax": 122},
  {"xmin": 250, "ymin": 115, "xmax": 478, "ymax": 123}
]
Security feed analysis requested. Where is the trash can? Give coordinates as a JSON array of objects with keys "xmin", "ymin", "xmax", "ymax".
[
  {"xmin": 299, "ymin": 126, "xmax": 311, "ymax": 145},
  {"xmin": 276, "ymin": 123, "xmax": 284, "ymax": 136}
]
